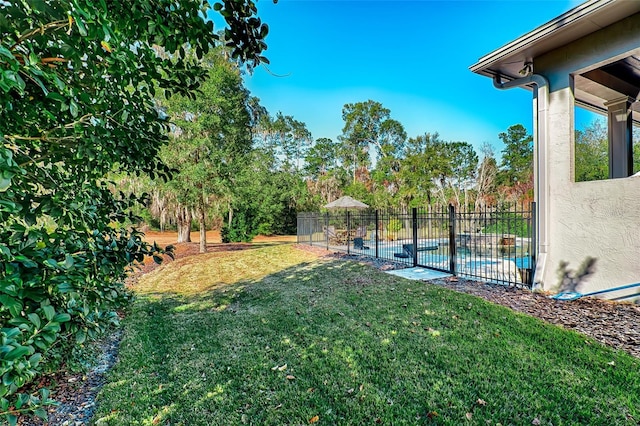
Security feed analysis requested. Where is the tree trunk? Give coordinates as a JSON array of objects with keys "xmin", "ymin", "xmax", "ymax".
[
  {"xmin": 199, "ymin": 208, "xmax": 207, "ymax": 253},
  {"xmin": 176, "ymin": 205, "xmax": 192, "ymax": 243}
]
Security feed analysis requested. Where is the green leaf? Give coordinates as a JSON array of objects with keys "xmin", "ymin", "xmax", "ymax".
[
  {"xmin": 56, "ymin": 282, "xmax": 74, "ymax": 293},
  {"xmin": 46, "ymin": 92, "xmax": 66, "ymax": 103},
  {"xmin": 40, "ymin": 387, "xmax": 50, "ymax": 401},
  {"xmin": 0, "ymin": 176, "xmax": 11, "ymax": 192},
  {"xmin": 0, "ymin": 295, "xmax": 22, "ymax": 317},
  {"xmin": 75, "ymin": 17, "xmax": 88, "ymax": 36},
  {"xmin": 28, "ymin": 313, "xmax": 41, "ymax": 329},
  {"xmin": 28, "ymin": 352, "xmax": 42, "ymax": 367},
  {"xmin": 34, "ymin": 407, "xmax": 48, "ymax": 420},
  {"xmin": 75, "ymin": 330, "xmax": 86, "ymax": 344},
  {"xmin": 42, "ymin": 305, "xmax": 55, "ymax": 321},
  {"xmin": 4, "ymin": 345, "xmax": 30, "ymax": 361},
  {"xmin": 3, "ymin": 328, "xmax": 20, "ymax": 339},
  {"xmin": 63, "ymin": 254, "xmax": 74, "ymax": 269},
  {"xmin": 69, "ymin": 99, "xmax": 78, "ymax": 118},
  {"xmin": 14, "ymin": 393, "xmax": 29, "ymax": 410},
  {"xmin": 0, "ymin": 45, "xmax": 13, "ymax": 61},
  {"xmin": 52, "ymin": 313, "xmax": 71, "ymax": 323},
  {"xmin": 13, "ymin": 255, "xmax": 37, "ymax": 268},
  {"xmin": 43, "ymin": 258, "xmax": 58, "ymax": 268}
]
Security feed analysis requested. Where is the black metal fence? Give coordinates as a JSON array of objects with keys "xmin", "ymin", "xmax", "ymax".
[{"xmin": 297, "ymin": 203, "xmax": 536, "ymax": 288}]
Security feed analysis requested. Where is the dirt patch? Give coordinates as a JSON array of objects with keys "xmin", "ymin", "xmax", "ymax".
[
  {"xmin": 142, "ymin": 230, "xmax": 296, "ymax": 246},
  {"xmin": 135, "ymin": 232, "xmax": 297, "ymax": 276}
]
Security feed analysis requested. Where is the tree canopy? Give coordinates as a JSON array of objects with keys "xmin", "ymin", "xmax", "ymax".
[
  {"xmin": 158, "ymin": 49, "xmax": 253, "ymax": 250},
  {"xmin": 498, "ymin": 124, "xmax": 533, "ymax": 186}
]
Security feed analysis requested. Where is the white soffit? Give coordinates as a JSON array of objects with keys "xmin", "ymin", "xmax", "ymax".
[{"xmin": 470, "ymin": 0, "xmax": 640, "ymax": 80}]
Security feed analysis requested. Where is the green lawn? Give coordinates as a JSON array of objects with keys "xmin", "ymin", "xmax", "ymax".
[{"xmin": 93, "ymin": 244, "xmax": 640, "ymax": 425}]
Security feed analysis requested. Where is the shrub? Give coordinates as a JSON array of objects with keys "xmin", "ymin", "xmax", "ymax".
[
  {"xmin": 222, "ymin": 210, "xmax": 257, "ymax": 243},
  {"xmin": 387, "ymin": 219, "xmax": 402, "ymax": 232},
  {"xmin": 482, "ymin": 213, "xmax": 531, "ymax": 237},
  {"xmin": 0, "ymin": 0, "xmax": 267, "ymax": 422}
]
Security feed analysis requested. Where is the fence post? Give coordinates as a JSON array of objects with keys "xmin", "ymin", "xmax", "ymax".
[
  {"xmin": 309, "ymin": 214, "xmax": 313, "ymax": 246},
  {"xmin": 412, "ymin": 207, "xmax": 418, "ymax": 267},
  {"xmin": 346, "ymin": 211, "xmax": 351, "ymax": 255},
  {"xmin": 325, "ymin": 213, "xmax": 329, "ymax": 250},
  {"xmin": 448, "ymin": 204, "xmax": 457, "ymax": 275},
  {"xmin": 375, "ymin": 209, "xmax": 379, "ymax": 259}
]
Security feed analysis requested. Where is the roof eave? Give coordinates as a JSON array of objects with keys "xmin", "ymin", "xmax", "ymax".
[{"xmin": 470, "ymin": 0, "xmax": 630, "ymax": 79}]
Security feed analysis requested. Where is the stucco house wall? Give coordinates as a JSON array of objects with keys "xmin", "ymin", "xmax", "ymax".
[{"xmin": 533, "ymin": 12, "xmax": 640, "ymax": 295}]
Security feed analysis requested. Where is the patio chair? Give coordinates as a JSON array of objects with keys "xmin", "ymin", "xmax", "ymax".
[
  {"xmin": 324, "ymin": 225, "xmax": 338, "ymax": 244},
  {"xmin": 402, "ymin": 243, "xmax": 439, "ymax": 258},
  {"xmin": 353, "ymin": 237, "xmax": 370, "ymax": 250},
  {"xmin": 355, "ymin": 225, "xmax": 368, "ymax": 239}
]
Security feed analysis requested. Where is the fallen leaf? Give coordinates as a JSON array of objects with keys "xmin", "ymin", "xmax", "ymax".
[
  {"xmin": 607, "ymin": 361, "xmax": 615, "ymax": 366},
  {"xmin": 309, "ymin": 415, "xmax": 319, "ymax": 423},
  {"xmin": 278, "ymin": 364, "xmax": 288, "ymax": 371},
  {"xmin": 476, "ymin": 398, "xmax": 487, "ymax": 406},
  {"xmin": 307, "ymin": 387, "xmax": 315, "ymax": 393},
  {"xmin": 286, "ymin": 375, "xmax": 296, "ymax": 380},
  {"xmin": 359, "ymin": 384, "xmax": 364, "ymax": 391},
  {"xmin": 427, "ymin": 411, "xmax": 438, "ymax": 419},
  {"xmin": 347, "ymin": 388, "xmax": 355, "ymax": 394},
  {"xmin": 365, "ymin": 322, "xmax": 371, "ymax": 327},
  {"xmin": 532, "ymin": 417, "xmax": 541, "ymax": 425},
  {"xmin": 465, "ymin": 412, "xmax": 473, "ymax": 421},
  {"xmin": 274, "ymin": 404, "xmax": 282, "ymax": 410}
]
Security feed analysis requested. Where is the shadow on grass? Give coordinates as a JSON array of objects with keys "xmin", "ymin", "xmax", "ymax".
[{"xmin": 98, "ymin": 255, "xmax": 640, "ymax": 426}]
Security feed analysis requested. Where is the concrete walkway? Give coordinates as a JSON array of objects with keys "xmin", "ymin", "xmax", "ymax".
[{"xmin": 385, "ymin": 267, "xmax": 451, "ymax": 281}]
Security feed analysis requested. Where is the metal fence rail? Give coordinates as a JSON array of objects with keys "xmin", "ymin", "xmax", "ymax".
[{"xmin": 297, "ymin": 203, "xmax": 536, "ymax": 288}]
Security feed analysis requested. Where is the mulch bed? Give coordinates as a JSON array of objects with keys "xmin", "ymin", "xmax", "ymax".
[{"xmin": 19, "ymin": 243, "xmax": 640, "ymax": 425}]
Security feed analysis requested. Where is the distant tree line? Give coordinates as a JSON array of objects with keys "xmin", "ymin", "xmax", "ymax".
[{"xmin": 131, "ymin": 50, "xmax": 541, "ymax": 246}]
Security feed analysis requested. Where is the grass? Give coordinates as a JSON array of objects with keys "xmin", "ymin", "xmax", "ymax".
[{"xmin": 93, "ymin": 243, "xmax": 640, "ymax": 425}]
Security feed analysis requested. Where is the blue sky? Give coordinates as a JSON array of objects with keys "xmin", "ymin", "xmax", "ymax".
[{"xmin": 229, "ymin": 0, "xmax": 584, "ymax": 154}]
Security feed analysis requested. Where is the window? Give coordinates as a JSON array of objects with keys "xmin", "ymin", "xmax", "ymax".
[{"xmin": 573, "ymin": 53, "xmax": 640, "ymax": 182}]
